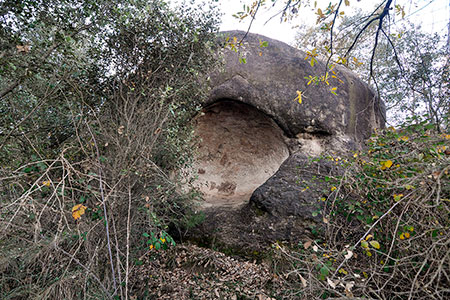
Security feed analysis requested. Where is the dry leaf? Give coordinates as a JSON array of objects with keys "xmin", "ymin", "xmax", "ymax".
[
  {"xmin": 432, "ymin": 171, "xmax": 441, "ymax": 179},
  {"xmin": 299, "ymin": 274, "xmax": 307, "ymax": 287},
  {"xmin": 312, "ymin": 245, "xmax": 318, "ymax": 252},
  {"xmin": 345, "ymin": 281, "xmax": 355, "ymax": 297},
  {"xmin": 344, "ymin": 250, "xmax": 353, "ymax": 260},
  {"xmin": 327, "ymin": 277, "xmax": 337, "ymax": 289},
  {"xmin": 117, "ymin": 125, "xmax": 125, "ymax": 135},
  {"xmin": 16, "ymin": 44, "xmax": 30, "ymax": 53},
  {"xmin": 72, "ymin": 204, "xmax": 87, "ymax": 220},
  {"xmin": 304, "ymin": 240, "xmax": 312, "ymax": 249}
]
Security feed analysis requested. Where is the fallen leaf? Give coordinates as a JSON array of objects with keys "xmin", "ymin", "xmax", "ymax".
[
  {"xmin": 345, "ymin": 281, "xmax": 355, "ymax": 297},
  {"xmin": 299, "ymin": 274, "xmax": 307, "ymax": 287},
  {"xmin": 432, "ymin": 171, "xmax": 441, "ymax": 179},
  {"xmin": 312, "ymin": 245, "xmax": 318, "ymax": 252},
  {"xmin": 16, "ymin": 44, "xmax": 30, "ymax": 53},
  {"xmin": 327, "ymin": 277, "xmax": 337, "ymax": 289},
  {"xmin": 304, "ymin": 240, "xmax": 312, "ymax": 249},
  {"xmin": 344, "ymin": 250, "xmax": 353, "ymax": 260}
]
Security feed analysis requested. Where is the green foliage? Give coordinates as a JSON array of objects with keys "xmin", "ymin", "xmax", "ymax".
[
  {"xmin": 0, "ymin": 0, "xmax": 220, "ymax": 298},
  {"xmin": 275, "ymin": 123, "xmax": 449, "ymax": 298}
]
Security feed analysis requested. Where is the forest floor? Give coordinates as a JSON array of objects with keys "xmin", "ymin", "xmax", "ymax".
[{"xmin": 130, "ymin": 243, "xmax": 293, "ymax": 300}]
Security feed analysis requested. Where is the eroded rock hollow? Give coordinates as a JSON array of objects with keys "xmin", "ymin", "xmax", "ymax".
[
  {"xmin": 192, "ymin": 100, "xmax": 289, "ymax": 208},
  {"xmin": 186, "ymin": 31, "xmax": 385, "ymax": 251}
]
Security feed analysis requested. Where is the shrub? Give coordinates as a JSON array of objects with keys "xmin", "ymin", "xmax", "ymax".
[{"xmin": 0, "ymin": 1, "xmax": 220, "ymax": 298}]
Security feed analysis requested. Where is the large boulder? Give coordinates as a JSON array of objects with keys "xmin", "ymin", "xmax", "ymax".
[
  {"xmin": 207, "ymin": 30, "xmax": 385, "ymax": 141},
  {"xmin": 186, "ymin": 31, "xmax": 384, "ymax": 252}
]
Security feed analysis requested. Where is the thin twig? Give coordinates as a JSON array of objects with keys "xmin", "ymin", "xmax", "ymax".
[{"xmin": 86, "ymin": 122, "xmax": 117, "ymax": 295}]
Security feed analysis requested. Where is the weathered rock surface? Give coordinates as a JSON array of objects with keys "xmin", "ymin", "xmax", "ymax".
[
  {"xmin": 192, "ymin": 100, "xmax": 289, "ymax": 208},
  {"xmin": 186, "ymin": 31, "xmax": 385, "ymax": 252},
  {"xmin": 207, "ymin": 30, "xmax": 385, "ymax": 141},
  {"xmin": 250, "ymin": 152, "xmax": 342, "ymax": 218}
]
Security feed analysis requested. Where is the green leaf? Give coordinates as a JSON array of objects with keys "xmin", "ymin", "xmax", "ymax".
[
  {"xmin": 370, "ymin": 240, "xmax": 380, "ymax": 249},
  {"xmin": 142, "ymin": 232, "xmax": 149, "ymax": 238},
  {"xmin": 320, "ymin": 266, "xmax": 329, "ymax": 276},
  {"xmin": 135, "ymin": 260, "xmax": 143, "ymax": 266}
]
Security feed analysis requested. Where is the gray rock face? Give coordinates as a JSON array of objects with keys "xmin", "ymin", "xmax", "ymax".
[
  {"xmin": 208, "ymin": 30, "xmax": 385, "ymax": 141},
  {"xmin": 250, "ymin": 152, "xmax": 342, "ymax": 219}
]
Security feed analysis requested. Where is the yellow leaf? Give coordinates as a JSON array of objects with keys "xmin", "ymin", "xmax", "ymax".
[
  {"xmin": 398, "ymin": 136, "xmax": 409, "ymax": 142},
  {"xmin": 330, "ymin": 186, "xmax": 336, "ymax": 192},
  {"xmin": 393, "ymin": 194, "xmax": 403, "ymax": 201},
  {"xmin": 399, "ymin": 233, "xmax": 405, "ymax": 240},
  {"xmin": 369, "ymin": 240, "xmax": 380, "ymax": 249},
  {"xmin": 295, "ymin": 90, "xmax": 303, "ymax": 104},
  {"xmin": 365, "ymin": 234, "xmax": 373, "ymax": 241},
  {"xmin": 72, "ymin": 204, "xmax": 87, "ymax": 220},
  {"xmin": 42, "ymin": 180, "xmax": 51, "ymax": 187},
  {"xmin": 380, "ymin": 160, "xmax": 393, "ymax": 170},
  {"xmin": 404, "ymin": 232, "xmax": 410, "ymax": 238}
]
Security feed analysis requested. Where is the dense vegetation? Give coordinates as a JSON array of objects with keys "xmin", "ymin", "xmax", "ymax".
[
  {"xmin": 1, "ymin": 0, "xmax": 220, "ymax": 298},
  {"xmin": 0, "ymin": 0, "xmax": 448, "ymax": 299},
  {"xmin": 270, "ymin": 125, "xmax": 449, "ymax": 299}
]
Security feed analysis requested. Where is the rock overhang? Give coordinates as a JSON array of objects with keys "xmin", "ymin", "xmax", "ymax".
[
  {"xmin": 206, "ymin": 30, "xmax": 385, "ymax": 141},
  {"xmin": 191, "ymin": 30, "xmax": 385, "ymax": 211}
]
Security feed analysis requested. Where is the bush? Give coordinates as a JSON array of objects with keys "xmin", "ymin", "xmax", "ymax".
[
  {"xmin": 271, "ymin": 122, "xmax": 449, "ymax": 299},
  {"xmin": 0, "ymin": 0, "xmax": 220, "ymax": 298}
]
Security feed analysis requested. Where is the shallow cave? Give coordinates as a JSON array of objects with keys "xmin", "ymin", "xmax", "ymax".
[{"xmin": 192, "ymin": 100, "xmax": 289, "ymax": 208}]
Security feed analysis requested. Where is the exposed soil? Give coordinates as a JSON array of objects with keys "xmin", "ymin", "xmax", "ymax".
[{"xmin": 192, "ymin": 100, "xmax": 289, "ymax": 208}]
